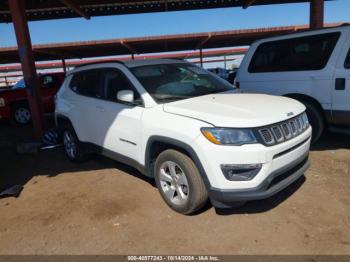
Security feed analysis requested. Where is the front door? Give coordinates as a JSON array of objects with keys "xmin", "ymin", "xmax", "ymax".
[
  {"xmin": 332, "ymin": 39, "xmax": 350, "ymax": 125},
  {"xmin": 94, "ymin": 67, "xmax": 144, "ymax": 162}
]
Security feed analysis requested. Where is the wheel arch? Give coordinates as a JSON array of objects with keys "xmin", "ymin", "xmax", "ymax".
[
  {"xmin": 145, "ymin": 136, "xmax": 211, "ymax": 188},
  {"xmin": 284, "ymin": 93, "xmax": 328, "ymax": 122},
  {"xmin": 55, "ymin": 114, "xmax": 75, "ymax": 134}
]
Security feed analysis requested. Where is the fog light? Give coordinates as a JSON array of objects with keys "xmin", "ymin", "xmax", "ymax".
[{"xmin": 221, "ymin": 164, "xmax": 262, "ymax": 181}]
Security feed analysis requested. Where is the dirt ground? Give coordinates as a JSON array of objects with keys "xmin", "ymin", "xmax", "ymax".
[{"xmin": 0, "ymin": 120, "xmax": 349, "ymax": 255}]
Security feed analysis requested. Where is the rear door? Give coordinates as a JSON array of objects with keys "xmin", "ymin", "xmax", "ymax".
[
  {"xmin": 332, "ymin": 33, "xmax": 350, "ymax": 125},
  {"xmin": 68, "ymin": 69, "xmax": 104, "ymax": 144}
]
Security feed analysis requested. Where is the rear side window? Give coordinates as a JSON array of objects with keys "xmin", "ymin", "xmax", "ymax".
[
  {"xmin": 69, "ymin": 70, "xmax": 102, "ymax": 98},
  {"xmin": 249, "ymin": 32, "xmax": 341, "ymax": 73},
  {"xmin": 345, "ymin": 48, "xmax": 350, "ymax": 69}
]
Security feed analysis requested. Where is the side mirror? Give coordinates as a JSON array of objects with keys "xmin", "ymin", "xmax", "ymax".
[{"xmin": 117, "ymin": 90, "xmax": 134, "ymax": 103}]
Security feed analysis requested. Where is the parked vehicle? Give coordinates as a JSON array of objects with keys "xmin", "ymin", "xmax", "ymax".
[
  {"xmin": 236, "ymin": 25, "xmax": 350, "ymax": 142},
  {"xmin": 227, "ymin": 69, "xmax": 238, "ymax": 85},
  {"xmin": 0, "ymin": 72, "xmax": 65, "ymax": 125},
  {"xmin": 208, "ymin": 67, "xmax": 230, "ymax": 80},
  {"xmin": 55, "ymin": 59, "xmax": 311, "ymax": 214}
]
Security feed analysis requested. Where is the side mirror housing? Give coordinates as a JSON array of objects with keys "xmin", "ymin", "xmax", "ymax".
[{"xmin": 117, "ymin": 90, "xmax": 134, "ymax": 103}]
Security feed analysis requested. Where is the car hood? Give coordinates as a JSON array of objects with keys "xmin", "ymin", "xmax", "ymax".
[{"xmin": 163, "ymin": 92, "xmax": 305, "ymax": 127}]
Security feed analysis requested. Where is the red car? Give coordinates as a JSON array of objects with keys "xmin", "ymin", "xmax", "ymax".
[{"xmin": 0, "ymin": 72, "xmax": 65, "ymax": 125}]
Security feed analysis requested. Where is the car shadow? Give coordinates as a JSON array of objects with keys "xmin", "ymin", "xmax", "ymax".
[{"xmin": 311, "ymin": 130, "xmax": 350, "ymax": 151}]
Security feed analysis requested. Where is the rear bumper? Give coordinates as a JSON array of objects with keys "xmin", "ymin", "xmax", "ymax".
[
  {"xmin": 0, "ymin": 107, "xmax": 11, "ymax": 120},
  {"xmin": 208, "ymin": 153, "xmax": 309, "ymax": 207}
]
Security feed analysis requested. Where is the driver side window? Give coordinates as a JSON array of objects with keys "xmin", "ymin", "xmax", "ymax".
[{"xmin": 101, "ymin": 68, "xmax": 141, "ymax": 105}]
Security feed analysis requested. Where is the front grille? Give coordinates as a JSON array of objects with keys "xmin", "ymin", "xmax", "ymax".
[{"xmin": 256, "ymin": 113, "xmax": 309, "ymax": 146}]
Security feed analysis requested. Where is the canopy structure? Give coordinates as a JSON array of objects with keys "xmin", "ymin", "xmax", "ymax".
[
  {"xmin": 0, "ymin": 0, "xmax": 331, "ymax": 23},
  {"xmin": 1, "ymin": 0, "xmax": 329, "ymax": 137},
  {"xmin": 1, "ymin": 23, "xmax": 342, "ymax": 65},
  {"xmin": 0, "ymin": 47, "xmax": 248, "ymax": 72}
]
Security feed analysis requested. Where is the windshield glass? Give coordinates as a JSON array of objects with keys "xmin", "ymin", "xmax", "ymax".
[
  {"xmin": 131, "ymin": 63, "xmax": 234, "ymax": 103},
  {"xmin": 13, "ymin": 79, "xmax": 26, "ymax": 89}
]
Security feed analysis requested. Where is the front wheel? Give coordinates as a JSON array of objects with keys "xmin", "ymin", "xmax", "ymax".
[{"xmin": 154, "ymin": 149, "xmax": 208, "ymax": 215}]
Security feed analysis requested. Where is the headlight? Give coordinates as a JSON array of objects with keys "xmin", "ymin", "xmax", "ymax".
[
  {"xmin": 0, "ymin": 98, "xmax": 5, "ymax": 107},
  {"xmin": 201, "ymin": 127, "xmax": 257, "ymax": 145},
  {"xmin": 302, "ymin": 112, "xmax": 309, "ymax": 129}
]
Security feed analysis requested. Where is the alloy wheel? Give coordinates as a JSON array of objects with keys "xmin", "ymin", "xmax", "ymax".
[{"xmin": 159, "ymin": 161, "xmax": 189, "ymax": 205}]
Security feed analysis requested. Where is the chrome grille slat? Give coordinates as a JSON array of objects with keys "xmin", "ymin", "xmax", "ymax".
[{"xmin": 257, "ymin": 113, "xmax": 309, "ymax": 146}]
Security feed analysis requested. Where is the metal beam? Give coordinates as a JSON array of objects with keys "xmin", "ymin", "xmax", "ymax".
[
  {"xmin": 8, "ymin": 0, "xmax": 44, "ymax": 138},
  {"xmin": 121, "ymin": 41, "xmax": 138, "ymax": 55},
  {"xmin": 59, "ymin": 0, "xmax": 90, "ymax": 20},
  {"xmin": 62, "ymin": 59, "xmax": 67, "ymax": 75},
  {"xmin": 196, "ymin": 34, "xmax": 212, "ymax": 49},
  {"xmin": 199, "ymin": 49, "xmax": 203, "ymax": 67},
  {"xmin": 310, "ymin": 0, "xmax": 324, "ymax": 29},
  {"xmin": 242, "ymin": 0, "xmax": 257, "ymax": 9}
]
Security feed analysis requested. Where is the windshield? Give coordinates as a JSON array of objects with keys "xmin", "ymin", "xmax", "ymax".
[
  {"xmin": 13, "ymin": 79, "xmax": 26, "ymax": 89},
  {"xmin": 131, "ymin": 63, "xmax": 234, "ymax": 103}
]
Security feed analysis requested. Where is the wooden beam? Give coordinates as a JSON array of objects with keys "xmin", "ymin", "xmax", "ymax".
[
  {"xmin": 242, "ymin": 0, "xmax": 257, "ymax": 9},
  {"xmin": 59, "ymin": 0, "xmax": 90, "ymax": 20}
]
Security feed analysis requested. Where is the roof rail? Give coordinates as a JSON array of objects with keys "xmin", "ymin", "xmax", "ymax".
[{"xmin": 73, "ymin": 60, "xmax": 125, "ymax": 69}]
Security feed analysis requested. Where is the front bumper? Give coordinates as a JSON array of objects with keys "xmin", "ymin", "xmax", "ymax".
[
  {"xmin": 208, "ymin": 153, "xmax": 309, "ymax": 207},
  {"xmin": 192, "ymin": 126, "xmax": 312, "ymax": 207}
]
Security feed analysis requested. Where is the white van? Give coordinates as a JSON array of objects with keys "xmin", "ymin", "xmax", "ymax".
[{"xmin": 236, "ymin": 25, "xmax": 350, "ymax": 142}]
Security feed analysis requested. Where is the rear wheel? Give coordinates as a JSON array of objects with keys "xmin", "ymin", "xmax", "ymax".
[
  {"xmin": 62, "ymin": 125, "xmax": 86, "ymax": 162},
  {"xmin": 12, "ymin": 103, "xmax": 31, "ymax": 125},
  {"xmin": 154, "ymin": 149, "xmax": 208, "ymax": 215},
  {"xmin": 302, "ymin": 101, "xmax": 325, "ymax": 143}
]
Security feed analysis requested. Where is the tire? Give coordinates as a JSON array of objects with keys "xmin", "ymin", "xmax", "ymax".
[
  {"xmin": 12, "ymin": 102, "xmax": 32, "ymax": 126},
  {"xmin": 62, "ymin": 124, "xmax": 86, "ymax": 163},
  {"xmin": 154, "ymin": 149, "xmax": 208, "ymax": 215},
  {"xmin": 302, "ymin": 101, "xmax": 324, "ymax": 144}
]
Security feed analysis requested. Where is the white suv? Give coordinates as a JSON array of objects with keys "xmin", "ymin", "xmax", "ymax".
[
  {"xmin": 236, "ymin": 25, "xmax": 350, "ymax": 142},
  {"xmin": 55, "ymin": 59, "xmax": 311, "ymax": 214}
]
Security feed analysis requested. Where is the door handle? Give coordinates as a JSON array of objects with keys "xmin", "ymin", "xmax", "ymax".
[
  {"xmin": 335, "ymin": 78, "xmax": 346, "ymax": 90},
  {"xmin": 96, "ymin": 106, "xmax": 106, "ymax": 112}
]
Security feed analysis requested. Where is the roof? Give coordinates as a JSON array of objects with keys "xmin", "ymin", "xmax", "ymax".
[
  {"xmin": 0, "ymin": 0, "xmax": 332, "ymax": 23},
  {"xmin": 0, "ymin": 23, "xmax": 344, "ymax": 65},
  {"xmin": 124, "ymin": 58, "xmax": 188, "ymax": 68},
  {"xmin": 71, "ymin": 59, "xmax": 189, "ymax": 73}
]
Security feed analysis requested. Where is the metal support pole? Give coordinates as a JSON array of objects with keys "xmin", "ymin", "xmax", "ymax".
[
  {"xmin": 9, "ymin": 0, "xmax": 44, "ymax": 138},
  {"xmin": 224, "ymin": 56, "xmax": 227, "ymax": 70},
  {"xmin": 4, "ymin": 76, "xmax": 8, "ymax": 87},
  {"xmin": 310, "ymin": 0, "xmax": 324, "ymax": 29},
  {"xmin": 200, "ymin": 49, "xmax": 203, "ymax": 68},
  {"xmin": 62, "ymin": 58, "xmax": 67, "ymax": 74}
]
